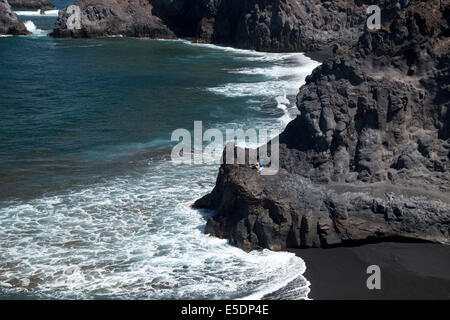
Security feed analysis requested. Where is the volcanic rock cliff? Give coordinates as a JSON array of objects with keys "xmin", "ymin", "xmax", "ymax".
[
  {"xmin": 51, "ymin": 0, "xmax": 403, "ymax": 53},
  {"xmin": 8, "ymin": 0, "xmax": 54, "ymax": 10},
  {"xmin": 51, "ymin": 0, "xmax": 177, "ymax": 39},
  {"xmin": 0, "ymin": 0, "xmax": 29, "ymax": 35},
  {"xmin": 195, "ymin": 0, "xmax": 450, "ymax": 250}
]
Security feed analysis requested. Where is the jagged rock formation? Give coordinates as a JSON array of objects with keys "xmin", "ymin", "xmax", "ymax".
[
  {"xmin": 8, "ymin": 0, "xmax": 54, "ymax": 10},
  {"xmin": 195, "ymin": 0, "xmax": 450, "ymax": 250},
  {"xmin": 51, "ymin": 0, "xmax": 176, "ymax": 38},
  {"xmin": 150, "ymin": 0, "xmax": 372, "ymax": 52},
  {"xmin": 191, "ymin": 0, "xmax": 406, "ymax": 53},
  {"xmin": 0, "ymin": 0, "xmax": 29, "ymax": 35},
  {"xmin": 51, "ymin": 0, "xmax": 403, "ymax": 53}
]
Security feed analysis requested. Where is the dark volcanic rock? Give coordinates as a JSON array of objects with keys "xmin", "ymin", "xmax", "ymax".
[
  {"xmin": 51, "ymin": 0, "xmax": 405, "ymax": 53},
  {"xmin": 51, "ymin": 0, "xmax": 177, "ymax": 38},
  {"xmin": 195, "ymin": 0, "xmax": 450, "ymax": 250},
  {"xmin": 0, "ymin": 0, "xmax": 29, "ymax": 35},
  {"xmin": 8, "ymin": 0, "xmax": 54, "ymax": 10},
  {"xmin": 197, "ymin": 0, "xmax": 406, "ymax": 53}
]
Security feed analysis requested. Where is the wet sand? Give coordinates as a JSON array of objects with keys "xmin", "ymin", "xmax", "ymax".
[{"xmin": 290, "ymin": 243, "xmax": 450, "ymax": 300}]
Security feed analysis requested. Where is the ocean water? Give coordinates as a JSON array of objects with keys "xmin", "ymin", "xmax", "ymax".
[{"xmin": 0, "ymin": 5, "xmax": 320, "ymax": 299}]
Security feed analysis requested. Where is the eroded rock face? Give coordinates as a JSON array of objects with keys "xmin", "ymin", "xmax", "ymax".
[
  {"xmin": 7, "ymin": 0, "xmax": 54, "ymax": 10},
  {"xmin": 0, "ymin": 0, "xmax": 29, "ymax": 35},
  {"xmin": 186, "ymin": 0, "xmax": 371, "ymax": 52},
  {"xmin": 199, "ymin": 0, "xmax": 407, "ymax": 53},
  {"xmin": 51, "ymin": 0, "xmax": 404, "ymax": 53},
  {"xmin": 51, "ymin": 0, "xmax": 177, "ymax": 39},
  {"xmin": 195, "ymin": 0, "xmax": 450, "ymax": 250}
]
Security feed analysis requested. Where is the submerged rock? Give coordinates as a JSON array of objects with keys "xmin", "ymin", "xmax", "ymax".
[
  {"xmin": 8, "ymin": 0, "xmax": 54, "ymax": 10},
  {"xmin": 0, "ymin": 0, "xmax": 29, "ymax": 35},
  {"xmin": 195, "ymin": 0, "xmax": 450, "ymax": 250}
]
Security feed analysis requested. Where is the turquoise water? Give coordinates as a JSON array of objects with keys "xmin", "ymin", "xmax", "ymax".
[{"xmin": 0, "ymin": 10, "xmax": 319, "ymax": 299}]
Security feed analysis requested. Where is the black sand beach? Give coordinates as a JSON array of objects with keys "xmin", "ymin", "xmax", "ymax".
[{"xmin": 291, "ymin": 243, "xmax": 450, "ymax": 300}]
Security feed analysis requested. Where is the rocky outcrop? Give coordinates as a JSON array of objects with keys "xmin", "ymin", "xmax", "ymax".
[
  {"xmin": 8, "ymin": 0, "xmax": 54, "ymax": 10},
  {"xmin": 191, "ymin": 0, "xmax": 406, "ymax": 53},
  {"xmin": 195, "ymin": 0, "xmax": 450, "ymax": 250},
  {"xmin": 150, "ymin": 0, "xmax": 372, "ymax": 52},
  {"xmin": 0, "ymin": 0, "xmax": 29, "ymax": 35},
  {"xmin": 51, "ymin": 0, "xmax": 177, "ymax": 38},
  {"xmin": 52, "ymin": 0, "xmax": 405, "ymax": 53}
]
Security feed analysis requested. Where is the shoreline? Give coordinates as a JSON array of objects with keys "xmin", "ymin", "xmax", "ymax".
[
  {"xmin": 4, "ymin": 6, "xmax": 448, "ymax": 300},
  {"xmin": 288, "ymin": 243, "xmax": 450, "ymax": 300},
  {"xmin": 0, "ymin": 31, "xmax": 317, "ymax": 299}
]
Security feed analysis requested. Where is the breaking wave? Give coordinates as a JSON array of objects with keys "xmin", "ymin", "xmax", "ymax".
[
  {"xmin": 14, "ymin": 9, "xmax": 59, "ymax": 16},
  {"xmin": 202, "ymin": 43, "xmax": 320, "ymax": 125},
  {"xmin": 0, "ymin": 160, "xmax": 309, "ymax": 299}
]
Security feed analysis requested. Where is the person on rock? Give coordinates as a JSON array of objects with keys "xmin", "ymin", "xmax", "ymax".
[{"xmin": 253, "ymin": 161, "xmax": 263, "ymax": 173}]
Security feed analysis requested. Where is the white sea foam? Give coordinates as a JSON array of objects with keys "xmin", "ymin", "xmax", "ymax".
[
  {"xmin": 211, "ymin": 55, "xmax": 320, "ymax": 97},
  {"xmin": 24, "ymin": 20, "xmax": 36, "ymax": 31},
  {"xmin": 23, "ymin": 20, "xmax": 48, "ymax": 37},
  {"xmin": 182, "ymin": 40, "xmax": 268, "ymax": 57},
  {"xmin": 0, "ymin": 160, "xmax": 309, "ymax": 299},
  {"xmin": 275, "ymin": 91, "xmax": 296, "ymax": 126},
  {"xmin": 14, "ymin": 9, "xmax": 59, "ymax": 16},
  {"xmin": 202, "ymin": 43, "xmax": 320, "ymax": 125}
]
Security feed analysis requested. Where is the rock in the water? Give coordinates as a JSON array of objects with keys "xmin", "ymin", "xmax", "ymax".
[
  {"xmin": 195, "ymin": 0, "xmax": 450, "ymax": 251},
  {"xmin": 7, "ymin": 0, "xmax": 54, "ymax": 10},
  {"xmin": 51, "ymin": 0, "xmax": 177, "ymax": 39},
  {"xmin": 0, "ymin": 0, "xmax": 29, "ymax": 35},
  {"xmin": 51, "ymin": 0, "xmax": 405, "ymax": 53}
]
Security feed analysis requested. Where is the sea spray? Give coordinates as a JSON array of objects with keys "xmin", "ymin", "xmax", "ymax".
[
  {"xmin": 23, "ymin": 20, "xmax": 48, "ymax": 36},
  {"xmin": 24, "ymin": 20, "xmax": 36, "ymax": 32}
]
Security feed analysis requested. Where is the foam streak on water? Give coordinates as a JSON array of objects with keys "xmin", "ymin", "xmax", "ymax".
[
  {"xmin": 0, "ymin": 161, "xmax": 309, "ymax": 299},
  {"xmin": 200, "ymin": 43, "xmax": 321, "ymax": 125},
  {"xmin": 15, "ymin": 10, "xmax": 59, "ymax": 17}
]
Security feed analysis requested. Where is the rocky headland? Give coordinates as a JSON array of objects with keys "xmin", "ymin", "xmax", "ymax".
[
  {"xmin": 195, "ymin": 0, "xmax": 450, "ymax": 250},
  {"xmin": 52, "ymin": 0, "xmax": 404, "ymax": 54},
  {"xmin": 7, "ymin": 0, "xmax": 54, "ymax": 10},
  {"xmin": 0, "ymin": 0, "xmax": 29, "ymax": 35}
]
